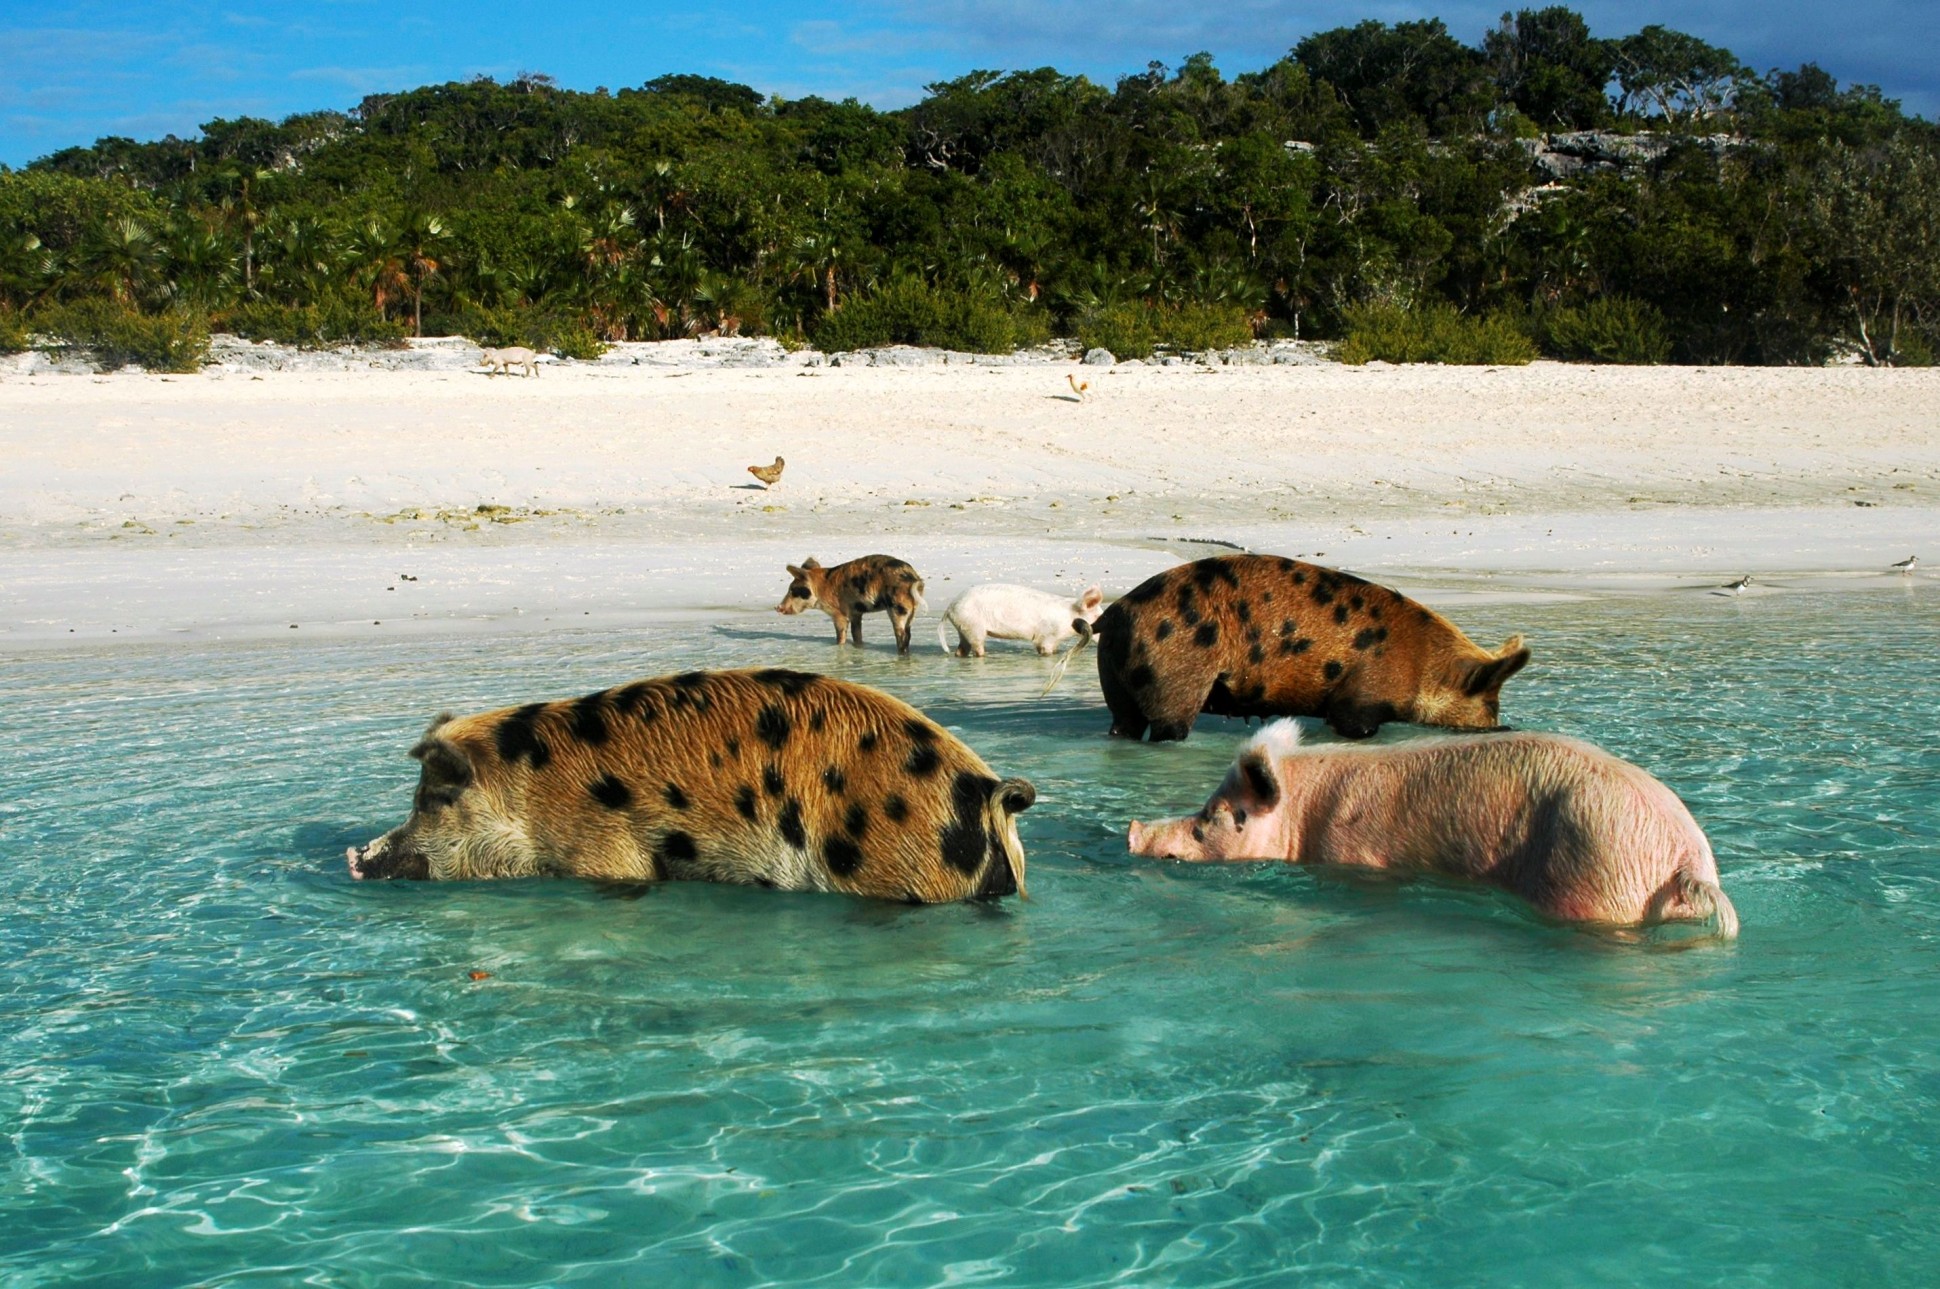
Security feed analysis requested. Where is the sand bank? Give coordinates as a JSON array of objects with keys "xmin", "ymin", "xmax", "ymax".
[{"xmin": 1, "ymin": 352, "xmax": 1933, "ymax": 645}]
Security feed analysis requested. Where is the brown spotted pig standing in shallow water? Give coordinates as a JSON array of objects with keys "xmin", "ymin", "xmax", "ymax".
[
  {"xmin": 1128, "ymin": 721, "xmax": 1737, "ymax": 937},
  {"xmin": 777, "ymin": 555, "xmax": 927, "ymax": 654},
  {"xmin": 347, "ymin": 669, "xmax": 1034, "ymax": 902},
  {"xmin": 1091, "ymin": 555, "xmax": 1530, "ymax": 741}
]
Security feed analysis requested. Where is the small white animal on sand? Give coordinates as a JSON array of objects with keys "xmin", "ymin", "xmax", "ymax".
[
  {"xmin": 480, "ymin": 346, "xmax": 541, "ymax": 378},
  {"xmin": 1890, "ymin": 555, "xmax": 1917, "ymax": 574},
  {"xmin": 1066, "ymin": 374, "xmax": 1090, "ymax": 403}
]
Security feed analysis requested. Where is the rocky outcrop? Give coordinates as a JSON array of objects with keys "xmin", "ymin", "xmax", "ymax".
[{"xmin": 1517, "ymin": 130, "xmax": 1750, "ymax": 180}]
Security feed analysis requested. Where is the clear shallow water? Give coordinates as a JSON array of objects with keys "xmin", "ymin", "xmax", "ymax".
[{"xmin": 3, "ymin": 589, "xmax": 1936, "ymax": 1287}]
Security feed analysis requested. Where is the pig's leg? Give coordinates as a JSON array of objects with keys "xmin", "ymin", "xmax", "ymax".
[
  {"xmin": 891, "ymin": 604, "xmax": 913, "ymax": 654},
  {"xmin": 1144, "ymin": 669, "xmax": 1214, "ymax": 742},
  {"xmin": 826, "ymin": 608, "xmax": 847, "ymax": 645},
  {"xmin": 848, "ymin": 609, "xmax": 866, "ymax": 646},
  {"xmin": 1099, "ymin": 656, "xmax": 1152, "ymax": 740}
]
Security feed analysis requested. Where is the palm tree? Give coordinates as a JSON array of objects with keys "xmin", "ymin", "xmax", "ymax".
[
  {"xmin": 344, "ymin": 218, "xmax": 408, "ymax": 321},
  {"xmin": 74, "ymin": 216, "xmax": 160, "ymax": 307},
  {"xmin": 159, "ymin": 216, "xmax": 240, "ymax": 312},
  {"xmin": 261, "ymin": 217, "xmax": 336, "ymax": 306},
  {"xmin": 396, "ymin": 211, "xmax": 448, "ymax": 336},
  {"xmin": 0, "ymin": 232, "xmax": 52, "ymax": 309}
]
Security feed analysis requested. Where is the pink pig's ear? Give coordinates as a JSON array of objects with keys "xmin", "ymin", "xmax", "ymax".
[
  {"xmin": 1078, "ymin": 585, "xmax": 1103, "ymax": 609},
  {"xmin": 1225, "ymin": 747, "xmax": 1281, "ymax": 813}
]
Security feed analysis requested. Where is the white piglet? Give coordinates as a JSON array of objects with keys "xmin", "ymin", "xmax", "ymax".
[{"xmin": 939, "ymin": 583, "xmax": 1106, "ymax": 657}]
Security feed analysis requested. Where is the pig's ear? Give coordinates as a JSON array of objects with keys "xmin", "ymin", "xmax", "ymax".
[
  {"xmin": 786, "ymin": 564, "xmax": 807, "ymax": 579},
  {"xmin": 1464, "ymin": 641, "xmax": 1532, "ymax": 696},
  {"xmin": 1079, "ymin": 585, "xmax": 1103, "ymax": 609},
  {"xmin": 1229, "ymin": 748, "xmax": 1281, "ymax": 812},
  {"xmin": 410, "ymin": 735, "xmax": 474, "ymax": 792},
  {"xmin": 801, "ymin": 557, "xmax": 822, "ymax": 570},
  {"xmin": 997, "ymin": 778, "xmax": 1036, "ymax": 814}
]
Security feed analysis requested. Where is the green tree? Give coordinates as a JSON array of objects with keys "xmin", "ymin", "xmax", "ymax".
[
  {"xmin": 1484, "ymin": 7, "xmax": 1615, "ymax": 130},
  {"xmin": 1614, "ymin": 26, "xmax": 1748, "ymax": 125}
]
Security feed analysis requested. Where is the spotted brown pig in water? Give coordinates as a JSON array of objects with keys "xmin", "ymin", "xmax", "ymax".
[
  {"xmin": 1127, "ymin": 721, "xmax": 1737, "ymax": 938},
  {"xmin": 346, "ymin": 669, "xmax": 1034, "ymax": 901},
  {"xmin": 1091, "ymin": 555, "xmax": 1530, "ymax": 742},
  {"xmin": 777, "ymin": 555, "xmax": 927, "ymax": 654}
]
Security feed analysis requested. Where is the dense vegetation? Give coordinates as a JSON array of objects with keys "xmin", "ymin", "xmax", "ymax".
[{"xmin": 3, "ymin": 7, "xmax": 1935, "ymax": 368}]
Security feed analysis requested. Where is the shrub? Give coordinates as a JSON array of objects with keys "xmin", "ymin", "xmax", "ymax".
[
  {"xmin": 1542, "ymin": 296, "xmax": 1672, "ymax": 364},
  {"xmin": 0, "ymin": 307, "xmax": 26, "ymax": 354},
  {"xmin": 1154, "ymin": 302, "xmax": 1255, "ymax": 353},
  {"xmin": 1334, "ymin": 303, "xmax": 1536, "ymax": 365},
  {"xmin": 809, "ymin": 277, "xmax": 1048, "ymax": 353},
  {"xmin": 1074, "ymin": 301, "xmax": 1255, "ymax": 359},
  {"xmin": 34, "ymin": 299, "xmax": 210, "ymax": 372},
  {"xmin": 221, "ymin": 299, "xmax": 409, "ymax": 348},
  {"xmin": 546, "ymin": 324, "xmax": 609, "ymax": 361},
  {"xmin": 1073, "ymin": 302, "xmax": 1158, "ymax": 359}
]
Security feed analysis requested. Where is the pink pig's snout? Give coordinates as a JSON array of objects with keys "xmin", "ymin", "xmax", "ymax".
[{"xmin": 1127, "ymin": 816, "xmax": 1205, "ymax": 860}]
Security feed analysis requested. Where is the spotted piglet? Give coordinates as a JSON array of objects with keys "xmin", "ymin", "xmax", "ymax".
[
  {"xmin": 1092, "ymin": 554, "xmax": 1530, "ymax": 741},
  {"xmin": 347, "ymin": 669, "xmax": 1035, "ymax": 902},
  {"xmin": 777, "ymin": 555, "xmax": 927, "ymax": 654}
]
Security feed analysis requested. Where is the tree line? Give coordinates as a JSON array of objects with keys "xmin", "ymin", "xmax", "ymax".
[{"xmin": 2, "ymin": 6, "xmax": 1935, "ymax": 369}]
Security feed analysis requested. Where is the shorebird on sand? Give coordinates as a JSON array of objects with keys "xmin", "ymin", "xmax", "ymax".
[
  {"xmin": 1067, "ymin": 374, "xmax": 1090, "ymax": 403},
  {"xmin": 1722, "ymin": 575, "xmax": 1753, "ymax": 596},
  {"xmin": 1890, "ymin": 555, "xmax": 1918, "ymax": 574},
  {"xmin": 748, "ymin": 456, "xmax": 785, "ymax": 488}
]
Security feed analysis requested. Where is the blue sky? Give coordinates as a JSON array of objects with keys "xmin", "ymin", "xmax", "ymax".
[{"xmin": 2, "ymin": 0, "xmax": 1933, "ymax": 167}]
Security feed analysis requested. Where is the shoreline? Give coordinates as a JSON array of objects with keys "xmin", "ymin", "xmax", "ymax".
[{"xmin": 1, "ymin": 355, "xmax": 1933, "ymax": 648}]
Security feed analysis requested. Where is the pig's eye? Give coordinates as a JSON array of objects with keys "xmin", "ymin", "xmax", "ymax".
[{"xmin": 790, "ymin": 586, "xmax": 811, "ymax": 599}]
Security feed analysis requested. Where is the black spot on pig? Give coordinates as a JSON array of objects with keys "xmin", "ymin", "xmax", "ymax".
[
  {"xmin": 662, "ymin": 782, "xmax": 690, "ymax": 810},
  {"xmin": 569, "ymin": 694, "xmax": 610, "ymax": 745},
  {"xmin": 763, "ymin": 765, "xmax": 785, "ymax": 796},
  {"xmin": 940, "ymin": 772, "xmax": 996, "ymax": 874},
  {"xmin": 659, "ymin": 830, "xmax": 697, "ymax": 868},
  {"xmin": 824, "ymin": 836, "xmax": 864, "ymax": 876},
  {"xmin": 755, "ymin": 668, "xmax": 817, "ymax": 697},
  {"xmin": 756, "ymin": 704, "xmax": 791, "ymax": 750},
  {"xmin": 823, "ymin": 765, "xmax": 847, "ymax": 795},
  {"xmin": 734, "ymin": 785, "xmax": 758, "ymax": 820},
  {"xmin": 778, "ymin": 799, "xmax": 807, "ymax": 849},
  {"xmin": 496, "ymin": 704, "xmax": 551, "ymax": 769},
  {"xmin": 1194, "ymin": 622, "xmax": 1219, "ymax": 648},
  {"xmin": 589, "ymin": 774, "xmax": 631, "ymax": 810}
]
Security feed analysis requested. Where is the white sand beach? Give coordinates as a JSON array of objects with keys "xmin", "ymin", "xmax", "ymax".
[{"xmin": 1, "ymin": 345, "xmax": 1934, "ymax": 646}]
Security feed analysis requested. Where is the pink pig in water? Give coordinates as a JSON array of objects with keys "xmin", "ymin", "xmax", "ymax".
[{"xmin": 1127, "ymin": 721, "xmax": 1737, "ymax": 937}]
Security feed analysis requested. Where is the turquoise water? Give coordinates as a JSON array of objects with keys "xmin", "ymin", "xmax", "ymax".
[{"xmin": 3, "ymin": 588, "xmax": 1937, "ymax": 1286}]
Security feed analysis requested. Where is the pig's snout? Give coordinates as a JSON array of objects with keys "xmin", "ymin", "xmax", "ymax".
[
  {"xmin": 345, "ymin": 844, "xmax": 370, "ymax": 879},
  {"xmin": 1127, "ymin": 817, "xmax": 1194, "ymax": 860}
]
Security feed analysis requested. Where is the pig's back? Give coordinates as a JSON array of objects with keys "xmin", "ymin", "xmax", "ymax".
[{"xmin": 446, "ymin": 668, "xmax": 1013, "ymax": 901}]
